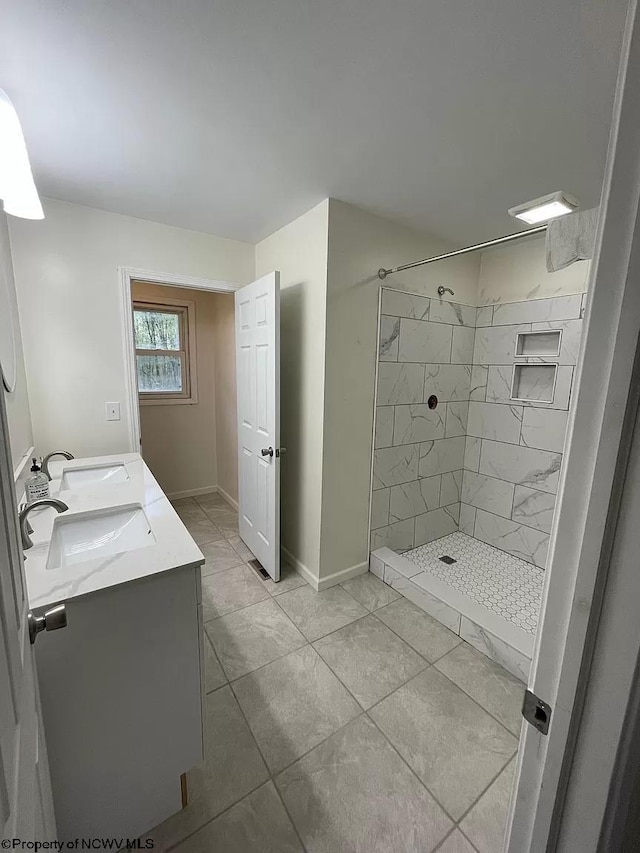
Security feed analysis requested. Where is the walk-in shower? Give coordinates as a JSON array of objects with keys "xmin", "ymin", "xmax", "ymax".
[{"xmin": 369, "ymin": 281, "xmax": 586, "ymax": 680}]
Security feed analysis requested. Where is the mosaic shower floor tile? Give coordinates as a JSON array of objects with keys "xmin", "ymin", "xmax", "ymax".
[{"xmin": 403, "ymin": 532, "xmax": 543, "ymax": 634}]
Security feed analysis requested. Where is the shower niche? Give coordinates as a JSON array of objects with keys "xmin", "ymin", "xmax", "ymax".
[
  {"xmin": 511, "ymin": 363, "xmax": 557, "ymax": 404},
  {"xmin": 511, "ymin": 330, "xmax": 561, "ymax": 403},
  {"xmin": 514, "ymin": 329, "xmax": 562, "ymax": 357}
]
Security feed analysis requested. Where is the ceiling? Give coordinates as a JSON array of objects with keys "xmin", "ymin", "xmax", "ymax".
[{"xmin": 0, "ymin": 0, "xmax": 629, "ymax": 245}]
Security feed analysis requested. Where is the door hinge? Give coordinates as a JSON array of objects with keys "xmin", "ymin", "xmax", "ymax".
[{"xmin": 522, "ymin": 689, "xmax": 552, "ymax": 735}]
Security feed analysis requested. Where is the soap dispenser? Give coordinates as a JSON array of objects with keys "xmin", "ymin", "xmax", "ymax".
[{"xmin": 25, "ymin": 458, "xmax": 50, "ymax": 504}]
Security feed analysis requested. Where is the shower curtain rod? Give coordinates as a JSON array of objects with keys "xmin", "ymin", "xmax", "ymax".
[{"xmin": 377, "ymin": 224, "xmax": 547, "ymax": 280}]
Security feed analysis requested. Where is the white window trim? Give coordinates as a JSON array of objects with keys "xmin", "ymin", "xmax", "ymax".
[{"xmin": 133, "ymin": 295, "xmax": 198, "ymax": 406}]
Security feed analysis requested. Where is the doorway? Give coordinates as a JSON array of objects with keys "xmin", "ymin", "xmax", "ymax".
[
  {"xmin": 120, "ymin": 269, "xmax": 238, "ymax": 501},
  {"xmin": 130, "ymin": 279, "xmax": 237, "ymax": 506},
  {"xmin": 120, "ymin": 266, "xmax": 282, "ymax": 582}
]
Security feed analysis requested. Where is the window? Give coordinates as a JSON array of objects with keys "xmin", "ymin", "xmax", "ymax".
[{"xmin": 133, "ymin": 298, "xmax": 197, "ymax": 404}]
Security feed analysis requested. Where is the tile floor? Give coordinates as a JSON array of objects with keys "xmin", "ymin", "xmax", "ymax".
[{"xmin": 145, "ymin": 491, "xmax": 525, "ymax": 853}]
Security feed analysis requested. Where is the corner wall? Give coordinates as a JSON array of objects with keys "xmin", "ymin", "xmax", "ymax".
[{"xmin": 320, "ymin": 200, "xmax": 480, "ymax": 584}]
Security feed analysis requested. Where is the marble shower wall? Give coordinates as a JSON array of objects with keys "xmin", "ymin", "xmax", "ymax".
[
  {"xmin": 460, "ymin": 292, "xmax": 585, "ymax": 568},
  {"xmin": 371, "ymin": 288, "xmax": 586, "ymax": 567},
  {"xmin": 371, "ymin": 289, "xmax": 476, "ymax": 552}
]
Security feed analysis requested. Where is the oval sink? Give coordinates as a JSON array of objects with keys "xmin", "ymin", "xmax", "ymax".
[{"xmin": 46, "ymin": 505, "xmax": 156, "ymax": 570}]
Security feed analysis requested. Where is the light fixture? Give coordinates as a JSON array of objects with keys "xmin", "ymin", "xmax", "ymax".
[
  {"xmin": 0, "ymin": 88, "xmax": 44, "ymax": 220},
  {"xmin": 508, "ymin": 191, "xmax": 578, "ymax": 226}
]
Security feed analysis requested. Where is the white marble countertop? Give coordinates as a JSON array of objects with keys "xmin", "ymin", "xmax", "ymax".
[{"xmin": 24, "ymin": 453, "xmax": 204, "ymax": 609}]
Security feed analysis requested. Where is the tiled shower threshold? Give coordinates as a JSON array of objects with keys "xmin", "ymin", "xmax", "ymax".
[{"xmin": 371, "ymin": 532, "xmax": 545, "ymax": 681}]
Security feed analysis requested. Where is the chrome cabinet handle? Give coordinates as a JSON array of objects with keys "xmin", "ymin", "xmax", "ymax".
[{"xmin": 28, "ymin": 604, "xmax": 67, "ymax": 645}]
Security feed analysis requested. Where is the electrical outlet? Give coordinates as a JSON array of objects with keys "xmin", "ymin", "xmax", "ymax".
[{"xmin": 105, "ymin": 402, "xmax": 120, "ymax": 421}]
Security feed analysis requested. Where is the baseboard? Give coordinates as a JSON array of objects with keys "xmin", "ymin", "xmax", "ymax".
[
  {"xmin": 166, "ymin": 485, "xmax": 219, "ymax": 500},
  {"xmin": 166, "ymin": 484, "xmax": 240, "ymax": 509},
  {"xmin": 316, "ymin": 560, "xmax": 369, "ymax": 591},
  {"xmin": 280, "ymin": 548, "xmax": 369, "ymax": 592},
  {"xmin": 281, "ymin": 546, "xmax": 319, "ymax": 590},
  {"xmin": 216, "ymin": 485, "xmax": 239, "ymax": 511}
]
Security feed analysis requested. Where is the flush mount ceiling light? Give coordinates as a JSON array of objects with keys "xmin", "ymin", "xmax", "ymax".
[
  {"xmin": 508, "ymin": 191, "xmax": 578, "ymax": 226},
  {"xmin": 0, "ymin": 88, "xmax": 44, "ymax": 220}
]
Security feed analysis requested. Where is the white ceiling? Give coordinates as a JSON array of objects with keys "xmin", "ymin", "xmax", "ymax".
[{"xmin": 0, "ymin": 0, "xmax": 629, "ymax": 245}]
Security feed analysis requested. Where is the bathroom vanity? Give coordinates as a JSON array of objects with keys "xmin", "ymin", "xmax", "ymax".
[{"xmin": 22, "ymin": 453, "xmax": 205, "ymax": 843}]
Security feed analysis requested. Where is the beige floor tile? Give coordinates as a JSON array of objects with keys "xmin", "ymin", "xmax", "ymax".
[
  {"xmin": 227, "ymin": 535, "xmax": 256, "ymax": 561},
  {"xmin": 202, "ymin": 565, "xmax": 271, "ymax": 620},
  {"xmin": 204, "ymin": 634, "xmax": 227, "ymax": 693},
  {"xmin": 376, "ymin": 597, "xmax": 461, "ymax": 662},
  {"xmin": 435, "ymin": 643, "xmax": 524, "ymax": 736},
  {"xmin": 174, "ymin": 502, "xmax": 208, "ymax": 523},
  {"xmin": 277, "ymin": 585, "xmax": 368, "ymax": 641},
  {"xmin": 206, "ymin": 598, "xmax": 306, "ymax": 680},
  {"xmin": 215, "ymin": 512, "xmax": 240, "ymax": 536},
  {"xmin": 200, "ymin": 540, "xmax": 245, "ymax": 577},
  {"xmin": 276, "ymin": 715, "xmax": 452, "ymax": 853},
  {"xmin": 437, "ymin": 829, "xmax": 478, "ymax": 852},
  {"xmin": 233, "ymin": 645, "xmax": 361, "ymax": 772},
  {"xmin": 202, "ymin": 504, "xmax": 238, "ymax": 521},
  {"xmin": 313, "ymin": 614, "xmax": 427, "ymax": 709},
  {"xmin": 183, "ymin": 515, "xmax": 224, "ymax": 546},
  {"xmin": 369, "ymin": 668, "xmax": 517, "ymax": 820},
  {"xmin": 194, "ymin": 491, "xmax": 230, "ymax": 508},
  {"xmin": 172, "ymin": 782, "xmax": 303, "ymax": 853},
  {"xmin": 171, "ymin": 497, "xmax": 199, "ymax": 509},
  {"xmin": 143, "ymin": 687, "xmax": 268, "ymax": 851},
  {"xmin": 261, "ymin": 564, "xmax": 307, "ymax": 596},
  {"xmin": 460, "ymin": 759, "xmax": 516, "ymax": 853},
  {"xmin": 341, "ymin": 572, "xmax": 401, "ymax": 611},
  {"xmin": 196, "ymin": 493, "xmax": 236, "ymax": 519}
]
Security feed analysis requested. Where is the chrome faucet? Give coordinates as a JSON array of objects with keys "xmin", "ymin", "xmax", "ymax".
[
  {"xmin": 19, "ymin": 498, "xmax": 69, "ymax": 550},
  {"xmin": 41, "ymin": 450, "xmax": 74, "ymax": 481}
]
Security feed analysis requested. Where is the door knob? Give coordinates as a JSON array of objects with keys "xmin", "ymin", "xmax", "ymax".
[
  {"xmin": 28, "ymin": 604, "xmax": 67, "ymax": 645},
  {"xmin": 261, "ymin": 447, "xmax": 274, "ymax": 458}
]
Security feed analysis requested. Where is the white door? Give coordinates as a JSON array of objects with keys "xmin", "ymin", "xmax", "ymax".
[
  {"xmin": 235, "ymin": 272, "xmax": 281, "ymax": 581},
  {"xmin": 0, "ymin": 389, "xmax": 57, "ymax": 840}
]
